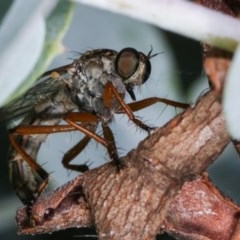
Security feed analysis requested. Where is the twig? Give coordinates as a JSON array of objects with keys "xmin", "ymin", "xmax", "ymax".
[{"xmin": 17, "ymin": 90, "xmax": 240, "ymax": 239}]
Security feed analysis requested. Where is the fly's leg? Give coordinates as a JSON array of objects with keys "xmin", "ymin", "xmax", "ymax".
[
  {"xmin": 101, "ymin": 122, "xmax": 120, "ymax": 169},
  {"xmin": 62, "ymin": 135, "xmax": 91, "ymax": 172},
  {"xmin": 12, "ymin": 124, "xmax": 77, "ymax": 135},
  {"xmin": 64, "ymin": 112, "xmax": 107, "ymax": 146},
  {"xmin": 9, "ymin": 133, "xmax": 49, "ymax": 205},
  {"xmin": 9, "ymin": 124, "xmax": 81, "ymax": 206},
  {"xmin": 104, "ymin": 82, "xmax": 189, "ymax": 133},
  {"xmin": 13, "ymin": 122, "xmax": 96, "ymax": 172},
  {"xmin": 62, "ymin": 123, "xmax": 97, "ymax": 172},
  {"xmin": 125, "ymin": 97, "xmax": 189, "ymax": 111},
  {"xmin": 64, "ymin": 112, "xmax": 121, "ymax": 169},
  {"xmin": 104, "ymin": 82, "xmax": 155, "ymax": 133}
]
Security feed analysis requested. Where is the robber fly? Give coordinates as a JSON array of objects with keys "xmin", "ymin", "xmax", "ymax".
[{"xmin": 0, "ymin": 47, "xmax": 188, "ymax": 207}]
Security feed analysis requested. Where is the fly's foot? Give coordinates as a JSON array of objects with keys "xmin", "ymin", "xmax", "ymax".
[
  {"xmin": 115, "ymin": 158, "xmax": 124, "ymax": 173},
  {"xmin": 143, "ymin": 124, "xmax": 156, "ymax": 135},
  {"xmin": 148, "ymin": 126, "xmax": 157, "ymax": 134},
  {"xmin": 110, "ymin": 152, "xmax": 123, "ymax": 173},
  {"xmin": 26, "ymin": 204, "xmax": 36, "ymax": 227}
]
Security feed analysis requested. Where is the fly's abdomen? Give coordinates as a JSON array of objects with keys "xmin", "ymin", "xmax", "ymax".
[{"xmin": 9, "ymin": 128, "xmax": 50, "ymax": 204}]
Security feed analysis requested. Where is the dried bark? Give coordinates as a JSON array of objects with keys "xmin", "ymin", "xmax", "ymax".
[
  {"xmin": 195, "ymin": 0, "xmax": 239, "ymax": 93},
  {"xmin": 196, "ymin": 0, "xmax": 238, "ymax": 15},
  {"xmin": 17, "ymin": 90, "xmax": 240, "ymax": 239},
  {"xmin": 163, "ymin": 173, "xmax": 240, "ymax": 240}
]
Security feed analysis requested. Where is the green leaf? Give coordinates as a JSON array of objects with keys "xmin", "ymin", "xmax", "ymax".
[
  {"xmin": 0, "ymin": 1, "xmax": 47, "ymax": 106},
  {"xmin": 0, "ymin": 0, "xmax": 75, "ymax": 106},
  {"xmin": 0, "ymin": 1, "xmax": 13, "ymax": 24}
]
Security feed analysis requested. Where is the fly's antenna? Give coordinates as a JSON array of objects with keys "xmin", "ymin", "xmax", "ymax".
[{"xmin": 147, "ymin": 45, "xmax": 165, "ymax": 59}]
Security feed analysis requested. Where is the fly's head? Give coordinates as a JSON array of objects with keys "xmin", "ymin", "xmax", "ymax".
[{"xmin": 114, "ymin": 47, "xmax": 157, "ymax": 100}]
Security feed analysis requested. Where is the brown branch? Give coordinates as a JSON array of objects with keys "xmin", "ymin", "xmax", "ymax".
[
  {"xmin": 195, "ymin": 0, "xmax": 239, "ymax": 94},
  {"xmin": 163, "ymin": 173, "xmax": 240, "ymax": 240},
  {"xmin": 16, "ymin": 90, "xmax": 240, "ymax": 239}
]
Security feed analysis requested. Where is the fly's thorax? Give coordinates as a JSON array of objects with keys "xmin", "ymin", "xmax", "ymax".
[
  {"xmin": 69, "ymin": 50, "xmax": 127, "ymax": 117},
  {"xmin": 84, "ymin": 59, "xmax": 107, "ymax": 97}
]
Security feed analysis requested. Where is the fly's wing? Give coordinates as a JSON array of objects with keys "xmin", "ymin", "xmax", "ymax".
[
  {"xmin": 0, "ymin": 73, "xmax": 68, "ymax": 127},
  {"xmin": 0, "ymin": 49, "xmax": 118, "ymax": 128}
]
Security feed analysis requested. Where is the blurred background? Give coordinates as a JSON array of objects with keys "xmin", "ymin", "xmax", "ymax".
[{"xmin": 0, "ymin": 1, "xmax": 240, "ymax": 240}]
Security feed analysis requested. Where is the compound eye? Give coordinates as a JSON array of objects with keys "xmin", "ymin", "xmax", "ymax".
[
  {"xmin": 142, "ymin": 58, "xmax": 151, "ymax": 84},
  {"xmin": 115, "ymin": 48, "xmax": 140, "ymax": 79}
]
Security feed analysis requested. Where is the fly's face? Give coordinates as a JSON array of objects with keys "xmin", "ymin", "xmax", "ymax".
[{"xmin": 115, "ymin": 48, "xmax": 151, "ymax": 86}]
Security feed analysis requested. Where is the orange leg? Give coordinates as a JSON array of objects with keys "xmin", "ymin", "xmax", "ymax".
[
  {"xmin": 9, "ymin": 133, "xmax": 49, "ymax": 183},
  {"xmin": 10, "ymin": 113, "xmax": 103, "ymax": 173},
  {"xmin": 10, "ymin": 111, "xmax": 121, "ymax": 176},
  {"xmin": 11, "ymin": 124, "xmax": 77, "ymax": 135},
  {"xmin": 62, "ymin": 135, "xmax": 92, "ymax": 172},
  {"xmin": 64, "ymin": 112, "xmax": 120, "ymax": 166},
  {"xmin": 9, "ymin": 123, "xmax": 81, "ymax": 202},
  {"xmin": 61, "ymin": 120, "xmax": 120, "ymax": 171},
  {"xmin": 104, "ymin": 83, "xmax": 188, "ymax": 130},
  {"xmin": 9, "ymin": 133, "xmax": 49, "ymax": 205},
  {"xmin": 101, "ymin": 122, "xmax": 120, "ymax": 168},
  {"xmin": 8, "ymin": 115, "xmax": 100, "ymax": 205},
  {"xmin": 103, "ymin": 82, "xmax": 154, "ymax": 132},
  {"xmin": 9, "ymin": 123, "xmax": 83, "ymax": 177},
  {"xmin": 123, "ymin": 97, "xmax": 189, "ymax": 112},
  {"xmin": 64, "ymin": 112, "xmax": 107, "ymax": 147},
  {"xmin": 62, "ymin": 123, "xmax": 97, "ymax": 172}
]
